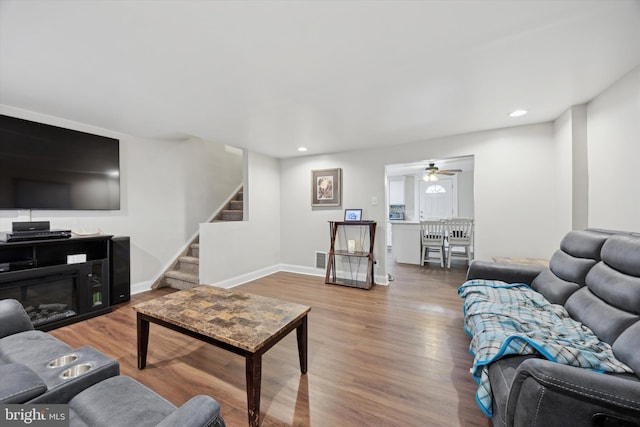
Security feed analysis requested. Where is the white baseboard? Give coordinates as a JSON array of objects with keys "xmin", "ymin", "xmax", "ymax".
[
  {"xmin": 132, "ymin": 263, "xmax": 388, "ymax": 295},
  {"xmin": 277, "ymin": 264, "xmax": 326, "ymax": 277},
  {"xmin": 131, "ymin": 280, "xmax": 153, "ymax": 295},
  {"xmin": 253, "ymin": 264, "xmax": 388, "ymax": 286},
  {"xmin": 205, "ymin": 264, "xmax": 281, "ymax": 289}
]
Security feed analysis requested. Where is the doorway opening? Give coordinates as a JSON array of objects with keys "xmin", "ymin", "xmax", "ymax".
[{"xmin": 385, "ymin": 155, "xmax": 475, "ymax": 275}]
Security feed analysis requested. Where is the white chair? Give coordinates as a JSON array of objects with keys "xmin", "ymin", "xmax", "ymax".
[
  {"xmin": 420, "ymin": 220, "xmax": 446, "ymax": 267},
  {"xmin": 445, "ymin": 218, "xmax": 474, "ymax": 268}
]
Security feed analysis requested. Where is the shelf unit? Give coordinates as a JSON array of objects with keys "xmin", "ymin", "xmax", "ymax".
[{"xmin": 325, "ymin": 221, "xmax": 376, "ymax": 290}]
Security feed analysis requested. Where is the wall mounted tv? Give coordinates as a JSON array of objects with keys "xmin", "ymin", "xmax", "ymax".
[{"xmin": 0, "ymin": 115, "xmax": 120, "ymax": 210}]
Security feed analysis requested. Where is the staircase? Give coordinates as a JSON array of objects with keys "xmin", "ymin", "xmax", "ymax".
[
  {"xmin": 213, "ymin": 194, "xmax": 244, "ymax": 221},
  {"xmin": 152, "ymin": 188, "xmax": 243, "ymax": 290}
]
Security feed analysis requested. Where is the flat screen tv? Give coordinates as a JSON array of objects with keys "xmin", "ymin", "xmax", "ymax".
[{"xmin": 0, "ymin": 115, "xmax": 120, "ymax": 210}]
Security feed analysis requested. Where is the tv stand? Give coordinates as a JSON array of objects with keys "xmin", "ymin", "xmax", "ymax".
[{"xmin": 0, "ymin": 235, "xmax": 115, "ymax": 330}]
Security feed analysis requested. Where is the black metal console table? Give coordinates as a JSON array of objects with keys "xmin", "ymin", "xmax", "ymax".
[{"xmin": 325, "ymin": 221, "xmax": 376, "ymax": 290}]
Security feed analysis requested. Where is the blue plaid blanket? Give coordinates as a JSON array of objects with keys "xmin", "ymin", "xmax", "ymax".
[{"xmin": 458, "ymin": 279, "xmax": 632, "ymax": 417}]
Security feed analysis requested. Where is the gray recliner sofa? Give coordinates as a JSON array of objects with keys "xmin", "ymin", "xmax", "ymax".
[
  {"xmin": 464, "ymin": 229, "xmax": 640, "ymax": 427},
  {"xmin": 0, "ymin": 298, "xmax": 226, "ymax": 427}
]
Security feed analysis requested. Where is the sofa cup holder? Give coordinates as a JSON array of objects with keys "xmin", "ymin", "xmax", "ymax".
[
  {"xmin": 60, "ymin": 363, "xmax": 93, "ymax": 379},
  {"xmin": 47, "ymin": 354, "xmax": 79, "ymax": 368}
]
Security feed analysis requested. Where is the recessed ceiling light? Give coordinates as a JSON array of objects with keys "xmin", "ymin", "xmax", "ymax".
[
  {"xmin": 509, "ymin": 109, "xmax": 528, "ymax": 118},
  {"xmin": 297, "ymin": 147, "xmax": 308, "ymax": 152}
]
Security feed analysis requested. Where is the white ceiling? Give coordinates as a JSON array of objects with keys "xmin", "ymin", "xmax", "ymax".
[{"xmin": 1, "ymin": 0, "xmax": 639, "ymax": 159}]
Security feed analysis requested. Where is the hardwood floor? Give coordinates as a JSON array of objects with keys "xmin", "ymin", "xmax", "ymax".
[{"xmin": 49, "ymin": 261, "xmax": 491, "ymax": 427}]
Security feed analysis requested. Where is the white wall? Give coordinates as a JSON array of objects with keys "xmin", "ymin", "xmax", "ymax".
[
  {"xmin": 199, "ymin": 151, "xmax": 281, "ymax": 287},
  {"xmin": 456, "ymin": 170, "xmax": 474, "ymax": 219},
  {"xmin": 404, "ymin": 175, "xmax": 415, "ymax": 220},
  {"xmin": 553, "ymin": 107, "xmax": 578, "ymax": 236},
  {"xmin": 587, "ymin": 66, "xmax": 640, "ymax": 232},
  {"xmin": 0, "ymin": 105, "xmax": 243, "ymax": 291},
  {"xmin": 571, "ymin": 105, "xmax": 589, "ymax": 230},
  {"xmin": 280, "ymin": 122, "xmax": 565, "ymax": 280}
]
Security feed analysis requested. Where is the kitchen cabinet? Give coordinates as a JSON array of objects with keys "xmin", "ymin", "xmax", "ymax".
[
  {"xmin": 390, "ymin": 222, "xmax": 422, "ymax": 265},
  {"xmin": 388, "ymin": 177, "xmax": 405, "ymax": 205}
]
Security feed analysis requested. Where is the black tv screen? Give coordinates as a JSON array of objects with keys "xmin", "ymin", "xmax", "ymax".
[{"xmin": 0, "ymin": 115, "xmax": 120, "ymax": 210}]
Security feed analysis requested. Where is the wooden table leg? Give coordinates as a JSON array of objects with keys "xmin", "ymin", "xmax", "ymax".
[
  {"xmin": 137, "ymin": 313, "xmax": 149, "ymax": 369},
  {"xmin": 246, "ymin": 353, "xmax": 262, "ymax": 427},
  {"xmin": 296, "ymin": 315, "xmax": 308, "ymax": 374}
]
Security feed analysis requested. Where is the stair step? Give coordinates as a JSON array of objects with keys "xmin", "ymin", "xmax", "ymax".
[
  {"xmin": 165, "ymin": 270, "xmax": 199, "ymax": 282},
  {"xmin": 190, "ymin": 243, "xmax": 199, "ymax": 257},
  {"xmin": 221, "ymin": 210, "xmax": 243, "ymax": 221},
  {"xmin": 164, "ymin": 270, "xmax": 199, "ymax": 289},
  {"xmin": 179, "ymin": 256, "xmax": 199, "ymax": 265},
  {"xmin": 229, "ymin": 200, "xmax": 243, "ymax": 210},
  {"xmin": 178, "ymin": 256, "xmax": 199, "ymax": 274}
]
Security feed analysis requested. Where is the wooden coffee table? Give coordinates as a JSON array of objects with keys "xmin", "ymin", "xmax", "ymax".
[{"xmin": 132, "ymin": 285, "xmax": 311, "ymax": 427}]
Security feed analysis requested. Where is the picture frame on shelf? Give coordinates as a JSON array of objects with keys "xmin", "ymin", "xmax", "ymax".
[
  {"xmin": 344, "ymin": 209, "xmax": 362, "ymax": 221},
  {"xmin": 311, "ymin": 168, "xmax": 342, "ymax": 207}
]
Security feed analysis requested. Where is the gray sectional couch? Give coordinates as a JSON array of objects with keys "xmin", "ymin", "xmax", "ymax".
[
  {"xmin": 463, "ymin": 229, "xmax": 640, "ymax": 427},
  {"xmin": 0, "ymin": 298, "xmax": 226, "ymax": 427}
]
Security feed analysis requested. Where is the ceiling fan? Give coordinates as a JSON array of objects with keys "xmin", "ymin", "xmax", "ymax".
[{"xmin": 423, "ymin": 162, "xmax": 462, "ymax": 182}]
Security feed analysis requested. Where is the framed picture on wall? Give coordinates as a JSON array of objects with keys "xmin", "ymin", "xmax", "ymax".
[{"xmin": 311, "ymin": 168, "xmax": 342, "ymax": 207}]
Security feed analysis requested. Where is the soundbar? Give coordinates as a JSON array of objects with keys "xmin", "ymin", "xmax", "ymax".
[{"xmin": 0, "ymin": 230, "xmax": 72, "ymax": 243}]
